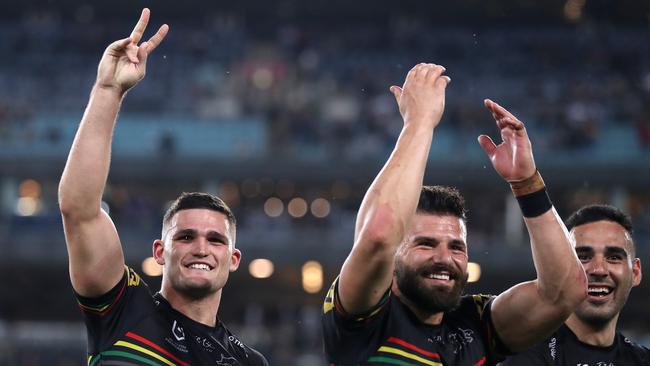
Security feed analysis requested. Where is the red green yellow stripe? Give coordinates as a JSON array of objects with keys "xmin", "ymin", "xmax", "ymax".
[
  {"xmin": 126, "ymin": 332, "xmax": 190, "ymax": 366},
  {"xmin": 115, "ymin": 340, "xmax": 176, "ymax": 366},
  {"xmin": 94, "ymin": 350, "xmax": 161, "ymax": 366},
  {"xmin": 78, "ymin": 278, "xmax": 127, "ymax": 316},
  {"xmin": 377, "ymin": 346, "xmax": 443, "ymax": 366},
  {"xmin": 368, "ymin": 356, "xmax": 420, "ymax": 366},
  {"xmin": 387, "ymin": 337, "xmax": 440, "ymax": 359}
]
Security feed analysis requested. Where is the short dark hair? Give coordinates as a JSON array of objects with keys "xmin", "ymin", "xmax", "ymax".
[
  {"xmin": 417, "ymin": 186, "xmax": 467, "ymax": 221},
  {"xmin": 566, "ymin": 204, "xmax": 633, "ymax": 233},
  {"xmin": 566, "ymin": 204, "xmax": 634, "ymax": 255},
  {"xmin": 162, "ymin": 192, "xmax": 237, "ymax": 244}
]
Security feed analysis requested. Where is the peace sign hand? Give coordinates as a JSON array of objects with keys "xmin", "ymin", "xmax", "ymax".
[{"xmin": 96, "ymin": 8, "xmax": 169, "ymax": 95}]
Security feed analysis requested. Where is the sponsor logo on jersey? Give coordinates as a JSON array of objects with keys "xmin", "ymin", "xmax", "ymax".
[
  {"xmin": 548, "ymin": 337, "xmax": 556, "ymax": 360},
  {"xmin": 194, "ymin": 335, "xmax": 217, "ymax": 352},
  {"xmin": 229, "ymin": 335, "xmax": 245, "ymax": 349}
]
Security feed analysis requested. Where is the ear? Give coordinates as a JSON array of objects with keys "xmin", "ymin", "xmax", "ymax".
[
  {"xmin": 632, "ymin": 258, "xmax": 642, "ymax": 287},
  {"xmin": 229, "ymin": 248, "xmax": 242, "ymax": 272},
  {"xmin": 153, "ymin": 239, "xmax": 165, "ymax": 265}
]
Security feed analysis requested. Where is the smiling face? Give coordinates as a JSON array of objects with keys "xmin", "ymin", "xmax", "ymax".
[
  {"xmin": 394, "ymin": 213, "xmax": 469, "ymax": 314},
  {"xmin": 154, "ymin": 208, "xmax": 241, "ymax": 300},
  {"xmin": 572, "ymin": 220, "xmax": 642, "ymax": 326}
]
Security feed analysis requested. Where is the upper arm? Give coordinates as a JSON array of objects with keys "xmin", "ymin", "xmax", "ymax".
[
  {"xmin": 338, "ymin": 235, "xmax": 396, "ymax": 315},
  {"xmin": 491, "ymin": 281, "xmax": 571, "ymax": 352},
  {"xmin": 62, "ymin": 208, "xmax": 125, "ymax": 297}
]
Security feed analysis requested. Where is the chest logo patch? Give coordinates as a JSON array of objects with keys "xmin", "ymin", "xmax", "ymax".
[{"xmin": 172, "ymin": 320, "xmax": 185, "ymax": 341}]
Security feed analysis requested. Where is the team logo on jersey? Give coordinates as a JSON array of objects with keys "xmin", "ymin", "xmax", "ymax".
[
  {"xmin": 127, "ymin": 267, "xmax": 141, "ymax": 287},
  {"xmin": 216, "ymin": 355, "xmax": 237, "ymax": 365},
  {"xmin": 172, "ymin": 320, "xmax": 185, "ymax": 341},
  {"xmin": 428, "ymin": 327, "xmax": 475, "ymax": 354}
]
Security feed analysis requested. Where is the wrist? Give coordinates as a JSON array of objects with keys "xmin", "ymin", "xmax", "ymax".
[
  {"xmin": 403, "ymin": 118, "xmax": 438, "ymax": 133},
  {"xmin": 92, "ymin": 84, "xmax": 127, "ymax": 100},
  {"xmin": 510, "ymin": 170, "xmax": 553, "ymax": 218},
  {"xmin": 509, "ymin": 170, "xmax": 544, "ymax": 196}
]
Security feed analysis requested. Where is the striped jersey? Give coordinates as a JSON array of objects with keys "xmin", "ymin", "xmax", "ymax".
[
  {"xmin": 76, "ymin": 266, "xmax": 268, "ymax": 366},
  {"xmin": 322, "ymin": 278, "xmax": 508, "ymax": 366}
]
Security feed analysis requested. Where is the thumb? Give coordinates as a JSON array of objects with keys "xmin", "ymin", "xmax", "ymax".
[
  {"xmin": 389, "ymin": 85, "xmax": 402, "ymax": 103},
  {"xmin": 109, "ymin": 37, "xmax": 132, "ymax": 52},
  {"xmin": 477, "ymin": 135, "xmax": 497, "ymax": 157}
]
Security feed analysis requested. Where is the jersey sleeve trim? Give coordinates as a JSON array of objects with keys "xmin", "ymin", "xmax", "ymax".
[
  {"xmin": 323, "ymin": 276, "xmax": 390, "ymax": 322},
  {"xmin": 75, "ymin": 266, "xmax": 131, "ymax": 316},
  {"xmin": 475, "ymin": 294, "xmax": 513, "ymax": 361}
]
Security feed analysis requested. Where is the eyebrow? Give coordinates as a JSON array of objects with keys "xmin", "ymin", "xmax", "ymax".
[
  {"xmin": 605, "ymin": 246, "xmax": 628, "ymax": 258},
  {"xmin": 575, "ymin": 246, "xmax": 629, "ymax": 258},
  {"xmin": 412, "ymin": 236, "xmax": 467, "ymax": 248},
  {"xmin": 173, "ymin": 228, "xmax": 230, "ymax": 244}
]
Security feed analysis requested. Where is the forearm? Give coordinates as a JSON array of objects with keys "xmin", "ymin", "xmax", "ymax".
[
  {"xmin": 58, "ymin": 86, "xmax": 124, "ymax": 220},
  {"xmin": 354, "ymin": 123, "xmax": 434, "ymax": 246},
  {"xmin": 338, "ymin": 123, "xmax": 434, "ymax": 313},
  {"xmin": 526, "ymin": 207, "xmax": 587, "ymax": 305}
]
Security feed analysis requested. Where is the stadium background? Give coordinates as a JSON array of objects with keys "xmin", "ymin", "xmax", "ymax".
[{"xmin": 0, "ymin": 0, "xmax": 649, "ymax": 364}]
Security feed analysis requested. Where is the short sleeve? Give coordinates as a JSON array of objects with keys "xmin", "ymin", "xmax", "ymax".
[
  {"xmin": 471, "ymin": 294, "xmax": 514, "ymax": 363},
  {"xmin": 74, "ymin": 266, "xmax": 151, "ymax": 355},
  {"xmin": 322, "ymin": 277, "xmax": 391, "ymax": 364}
]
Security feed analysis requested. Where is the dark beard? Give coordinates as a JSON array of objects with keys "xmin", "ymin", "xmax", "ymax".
[{"xmin": 394, "ymin": 260, "xmax": 468, "ymax": 314}]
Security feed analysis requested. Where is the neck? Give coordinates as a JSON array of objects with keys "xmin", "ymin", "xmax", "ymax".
[
  {"xmin": 160, "ymin": 286, "xmax": 222, "ymax": 327},
  {"xmin": 565, "ymin": 313, "xmax": 619, "ymax": 347},
  {"xmin": 392, "ymin": 282, "xmax": 444, "ymax": 325}
]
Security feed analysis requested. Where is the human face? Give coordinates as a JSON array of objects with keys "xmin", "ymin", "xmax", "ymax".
[
  {"xmin": 394, "ymin": 214, "xmax": 469, "ymax": 314},
  {"xmin": 154, "ymin": 209, "xmax": 241, "ymax": 300},
  {"xmin": 572, "ymin": 220, "xmax": 642, "ymax": 326}
]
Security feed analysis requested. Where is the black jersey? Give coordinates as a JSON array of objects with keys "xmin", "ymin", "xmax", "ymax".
[
  {"xmin": 499, "ymin": 324, "xmax": 650, "ymax": 366},
  {"xmin": 322, "ymin": 278, "xmax": 510, "ymax": 366},
  {"xmin": 76, "ymin": 266, "xmax": 268, "ymax": 366}
]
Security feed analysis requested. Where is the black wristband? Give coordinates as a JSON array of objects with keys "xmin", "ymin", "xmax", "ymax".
[{"xmin": 516, "ymin": 188, "xmax": 553, "ymax": 218}]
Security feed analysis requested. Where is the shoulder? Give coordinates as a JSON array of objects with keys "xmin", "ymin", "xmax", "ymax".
[
  {"xmin": 500, "ymin": 330, "xmax": 559, "ymax": 365},
  {"xmin": 218, "ymin": 321, "xmax": 268, "ymax": 365},
  {"xmin": 247, "ymin": 346, "xmax": 269, "ymax": 366},
  {"xmin": 323, "ymin": 276, "xmax": 392, "ymax": 324},
  {"xmin": 618, "ymin": 332, "xmax": 650, "ymax": 360},
  {"xmin": 452, "ymin": 294, "xmax": 497, "ymax": 317}
]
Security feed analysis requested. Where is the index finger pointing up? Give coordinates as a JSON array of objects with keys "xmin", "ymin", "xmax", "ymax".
[{"xmin": 130, "ymin": 8, "xmax": 151, "ymax": 44}]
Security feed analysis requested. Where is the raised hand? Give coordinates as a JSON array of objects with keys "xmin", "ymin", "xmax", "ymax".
[
  {"xmin": 478, "ymin": 99, "xmax": 536, "ymax": 182},
  {"xmin": 390, "ymin": 63, "xmax": 451, "ymax": 130},
  {"xmin": 96, "ymin": 8, "xmax": 169, "ymax": 95}
]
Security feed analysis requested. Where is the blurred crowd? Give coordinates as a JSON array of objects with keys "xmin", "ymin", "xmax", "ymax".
[
  {"xmin": 1, "ymin": 13, "xmax": 650, "ymax": 158},
  {"xmin": 1, "ymin": 9, "xmax": 650, "ymax": 366}
]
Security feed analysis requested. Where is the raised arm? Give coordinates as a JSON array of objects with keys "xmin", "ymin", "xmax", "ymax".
[
  {"xmin": 58, "ymin": 9, "xmax": 168, "ymax": 297},
  {"xmin": 477, "ymin": 99, "xmax": 587, "ymax": 351},
  {"xmin": 338, "ymin": 64, "xmax": 451, "ymax": 314}
]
